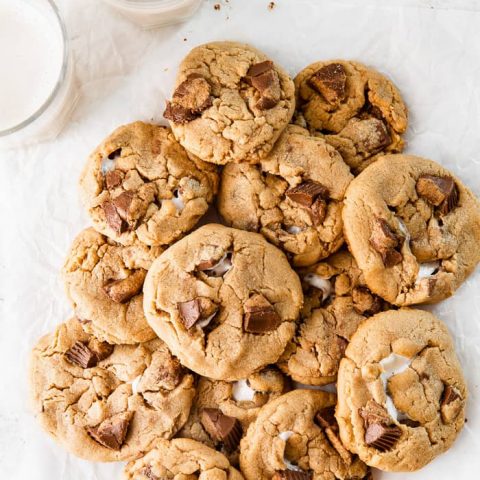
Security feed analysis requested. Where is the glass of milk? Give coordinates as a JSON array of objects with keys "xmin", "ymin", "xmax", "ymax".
[
  {"xmin": 102, "ymin": 0, "xmax": 203, "ymax": 28},
  {"xmin": 0, "ymin": 0, "xmax": 77, "ymax": 149}
]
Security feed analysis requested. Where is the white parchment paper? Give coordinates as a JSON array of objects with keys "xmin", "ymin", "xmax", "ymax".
[{"xmin": 1, "ymin": 0, "xmax": 479, "ymax": 478}]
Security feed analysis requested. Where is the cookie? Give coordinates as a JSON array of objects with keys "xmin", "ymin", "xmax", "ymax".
[
  {"xmin": 179, "ymin": 367, "xmax": 289, "ymax": 462},
  {"xmin": 342, "ymin": 154, "xmax": 480, "ymax": 305},
  {"xmin": 295, "ymin": 60, "xmax": 407, "ymax": 172},
  {"xmin": 79, "ymin": 121, "xmax": 218, "ymax": 247},
  {"xmin": 218, "ymin": 125, "xmax": 353, "ymax": 266},
  {"xmin": 29, "ymin": 318, "xmax": 195, "ymax": 462},
  {"xmin": 278, "ymin": 250, "xmax": 389, "ymax": 385},
  {"xmin": 62, "ymin": 228, "xmax": 162, "ymax": 344},
  {"xmin": 336, "ymin": 309, "xmax": 467, "ymax": 471},
  {"xmin": 143, "ymin": 224, "xmax": 303, "ymax": 381},
  {"xmin": 124, "ymin": 438, "xmax": 244, "ymax": 480},
  {"xmin": 164, "ymin": 41, "xmax": 295, "ymax": 165},
  {"xmin": 239, "ymin": 389, "xmax": 369, "ymax": 480}
]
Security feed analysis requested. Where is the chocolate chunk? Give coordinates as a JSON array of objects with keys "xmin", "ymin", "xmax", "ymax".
[
  {"xmin": 308, "ymin": 63, "xmax": 347, "ymax": 105},
  {"xmin": 177, "ymin": 298, "xmax": 218, "ymax": 330},
  {"xmin": 200, "ymin": 408, "xmax": 243, "ymax": 451},
  {"xmin": 178, "ymin": 299, "xmax": 201, "ymax": 329},
  {"xmin": 163, "ymin": 102, "xmax": 198, "ymax": 124},
  {"xmin": 112, "ymin": 191, "xmax": 134, "ymax": 220},
  {"xmin": 359, "ymin": 400, "xmax": 391, "ymax": 427},
  {"xmin": 197, "ymin": 258, "xmax": 220, "ymax": 270},
  {"xmin": 86, "ymin": 412, "xmax": 131, "ymax": 450},
  {"xmin": 369, "ymin": 217, "xmax": 404, "ymax": 267},
  {"xmin": 352, "ymin": 286, "xmax": 383, "ymax": 316},
  {"xmin": 286, "ymin": 181, "xmax": 329, "ymax": 208},
  {"xmin": 364, "ymin": 423, "xmax": 402, "ymax": 451},
  {"xmin": 440, "ymin": 384, "xmax": 462, "ymax": 424},
  {"xmin": 310, "ymin": 197, "xmax": 328, "ymax": 226},
  {"xmin": 102, "ymin": 200, "xmax": 127, "ymax": 234},
  {"xmin": 416, "ymin": 175, "xmax": 459, "ymax": 216},
  {"xmin": 244, "ymin": 61, "xmax": 281, "ymax": 110},
  {"xmin": 360, "ymin": 118, "xmax": 391, "ymax": 153},
  {"xmin": 87, "ymin": 338, "xmax": 114, "ymax": 362},
  {"xmin": 105, "ymin": 170, "xmax": 123, "ymax": 189},
  {"xmin": 157, "ymin": 356, "xmax": 184, "ymax": 390},
  {"xmin": 315, "ymin": 406, "xmax": 338, "ymax": 430},
  {"xmin": 164, "ymin": 74, "xmax": 212, "ymax": 124},
  {"xmin": 243, "ymin": 294, "xmax": 281, "ymax": 333},
  {"xmin": 272, "ymin": 472, "xmax": 312, "ymax": 480},
  {"xmin": 65, "ymin": 341, "xmax": 98, "ymax": 368},
  {"xmin": 140, "ymin": 466, "xmax": 159, "ymax": 480},
  {"xmin": 197, "ymin": 252, "xmax": 233, "ymax": 277},
  {"xmin": 399, "ymin": 418, "xmax": 421, "ymax": 428},
  {"xmin": 103, "ymin": 269, "xmax": 146, "ymax": 304}
]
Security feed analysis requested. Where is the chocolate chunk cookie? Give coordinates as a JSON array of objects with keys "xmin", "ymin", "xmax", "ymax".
[
  {"xmin": 29, "ymin": 318, "xmax": 195, "ymax": 462},
  {"xmin": 295, "ymin": 60, "xmax": 407, "ymax": 172},
  {"xmin": 164, "ymin": 41, "xmax": 295, "ymax": 165},
  {"xmin": 79, "ymin": 121, "xmax": 218, "ymax": 247},
  {"xmin": 143, "ymin": 224, "xmax": 303, "ymax": 381},
  {"xmin": 239, "ymin": 389, "xmax": 369, "ymax": 480},
  {"xmin": 342, "ymin": 154, "xmax": 480, "ymax": 305},
  {"xmin": 336, "ymin": 309, "xmax": 467, "ymax": 471},
  {"xmin": 278, "ymin": 250, "xmax": 389, "ymax": 385},
  {"xmin": 124, "ymin": 438, "xmax": 244, "ymax": 480},
  {"xmin": 62, "ymin": 228, "xmax": 162, "ymax": 344},
  {"xmin": 218, "ymin": 125, "xmax": 353, "ymax": 266},
  {"xmin": 179, "ymin": 367, "xmax": 289, "ymax": 463}
]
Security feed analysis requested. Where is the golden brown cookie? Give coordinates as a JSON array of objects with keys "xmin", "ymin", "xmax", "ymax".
[
  {"xmin": 218, "ymin": 125, "xmax": 353, "ymax": 266},
  {"xmin": 29, "ymin": 318, "xmax": 195, "ymax": 462},
  {"xmin": 342, "ymin": 154, "xmax": 480, "ymax": 306},
  {"xmin": 295, "ymin": 60, "xmax": 407, "ymax": 172},
  {"xmin": 164, "ymin": 41, "xmax": 295, "ymax": 165},
  {"xmin": 336, "ymin": 309, "xmax": 467, "ymax": 471},
  {"xmin": 79, "ymin": 121, "xmax": 218, "ymax": 247},
  {"xmin": 143, "ymin": 224, "xmax": 303, "ymax": 381}
]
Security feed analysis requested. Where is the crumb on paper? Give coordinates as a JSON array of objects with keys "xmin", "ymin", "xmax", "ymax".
[
  {"xmin": 183, "ymin": 38, "xmax": 187, "ymax": 42},
  {"xmin": 214, "ymin": 3, "xmax": 221, "ymax": 10},
  {"xmin": 268, "ymin": 1, "xmax": 276, "ymax": 10}
]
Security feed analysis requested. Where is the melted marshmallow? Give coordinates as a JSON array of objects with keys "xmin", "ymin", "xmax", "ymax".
[
  {"xmin": 286, "ymin": 225, "xmax": 303, "ymax": 234},
  {"xmin": 380, "ymin": 353, "xmax": 411, "ymax": 420},
  {"xmin": 196, "ymin": 312, "xmax": 216, "ymax": 329},
  {"xmin": 278, "ymin": 431, "xmax": 302, "ymax": 472},
  {"xmin": 101, "ymin": 156, "xmax": 116, "ymax": 174},
  {"xmin": 129, "ymin": 375, "xmax": 142, "ymax": 395},
  {"xmin": 303, "ymin": 274, "xmax": 332, "ymax": 302},
  {"xmin": 417, "ymin": 261, "xmax": 440, "ymax": 281},
  {"xmin": 397, "ymin": 217, "xmax": 411, "ymax": 242},
  {"xmin": 171, "ymin": 190, "xmax": 185, "ymax": 212},
  {"xmin": 232, "ymin": 379, "xmax": 256, "ymax": 402},
  {"xmin": 205, "ymin": 253, "xmax": 233, "ymax": 277}
]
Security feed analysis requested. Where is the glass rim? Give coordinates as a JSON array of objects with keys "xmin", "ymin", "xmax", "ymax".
[{"xmin": 0, "ymin": 0, "xmax": 69, "ymax": 138}]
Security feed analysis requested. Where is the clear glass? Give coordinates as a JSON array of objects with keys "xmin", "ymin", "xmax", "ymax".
[
  {"xmin": 0, "ymin": 0, "xmax": 78, "ymax": 149},
  {"xmin": 103, "ymin": 0, "xmax": 203, "ymax": 28}
]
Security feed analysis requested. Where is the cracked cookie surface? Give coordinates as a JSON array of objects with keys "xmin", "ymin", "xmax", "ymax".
[
  {"xmin": 29, "ymin": 318, "xmax": 195, "ymax": 462},
  {"xmin": 336, "ymin": 309, "xmax": 467, "ymax": 471},
  {"xmin": 124, "ymin": 438, "xmax": 244, "ymax": 480},
  {"xmin": 143, "ymin": 224, "xmax": 303, "ymax": 381},
  {"xmin": 179, "ymin": 367, "xmax": 289, "ymax": 464},
  {"xmin": 295, "ymin": 60, "xmax": 407, "ymax": 173},
  {"xmin": 218, "ymin": 125, "xmax": 353, "ymax": 267},
  {"xmin": 239, "ymin": 389, "xmax": 369, "ymax": 480},
  {"xmin": 79, "ymin": 121, "xmax": 218, "ymax": 247},
  {"xmin": 342, "ymin": 154, "xmax": 480, "ymax": 305},
  {"xmin": 278, "ymin": 250, "xmax": 390, "ymax": 385},
  {"xmin": 165, "ymin": 41, "xmax": 295, "ymax": 165},
  {"xmin": 62, "ymin": 228, "xmax": 162, "ymax": 344}
]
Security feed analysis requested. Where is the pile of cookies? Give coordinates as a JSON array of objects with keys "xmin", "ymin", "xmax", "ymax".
[{"xmin": 29, "ymin": 41, "xmax": 480, "ymax": 479}]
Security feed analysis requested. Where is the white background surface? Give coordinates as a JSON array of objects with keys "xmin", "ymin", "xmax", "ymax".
[{"xmin": 1, "ymin": 0, "xmax": 479, "ymax": 478}]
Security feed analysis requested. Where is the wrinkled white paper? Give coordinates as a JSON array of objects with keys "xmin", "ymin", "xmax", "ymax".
[{"xmin": 1, "ymin": 0, "xmax": 479, "ymax": 478}]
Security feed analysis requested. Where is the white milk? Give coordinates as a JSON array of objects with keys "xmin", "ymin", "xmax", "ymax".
[{"xmin": 0, "ymin": 0, "xmax": 63, "ymax": 131}]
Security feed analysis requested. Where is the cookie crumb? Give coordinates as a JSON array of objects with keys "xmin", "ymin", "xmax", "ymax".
[
  {"xmin": 214, "ymin": 3, "xmax": 221, "ymax": 10},
  {"xmin": 268, "ymin": 1, "xmax": 276, "ymax": 10},
  {"xmin": 183, "ymin": 38, "xmax": 187, "ymax": 42}
]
